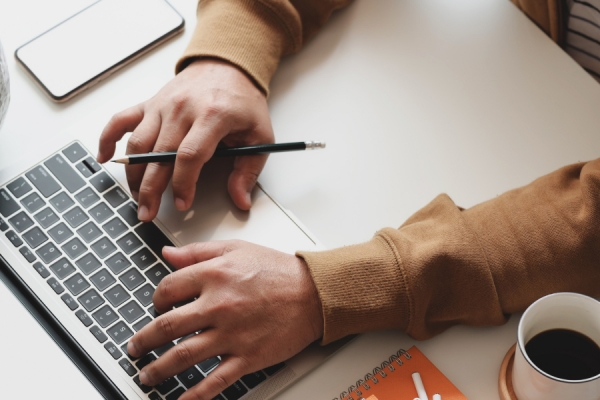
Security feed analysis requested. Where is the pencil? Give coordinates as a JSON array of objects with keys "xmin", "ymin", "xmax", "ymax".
[{"xmin": 111, "ymin": 141, "xmax": 326, "ymax": 165}]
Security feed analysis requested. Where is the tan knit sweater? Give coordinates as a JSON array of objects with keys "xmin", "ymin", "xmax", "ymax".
[{"xmin": 177, "ymin": 1, "xmax": 598, "ymax": 345}]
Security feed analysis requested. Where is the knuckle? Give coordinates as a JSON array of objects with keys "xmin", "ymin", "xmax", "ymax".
[
  {"xmin": 173, "ymin": 342, "xmax": 194, "ymax": 365},
  {"xmin": 177, "ymin": 145, "xmax": 207, "ymax": 164},
  {"xmin": 157, "ymin": 314, "xmax": 176, "ymax": 338},
  {"xmin": 156, "ymin": 273, "xmax": 175, "ymax": 301},
  {"xmin": 210, "ymin": 371, "xmax": 233, "ymax": 393},
  {"xmin": 127, "ymin": 134, "xmax": 146, "ymax": 153}
]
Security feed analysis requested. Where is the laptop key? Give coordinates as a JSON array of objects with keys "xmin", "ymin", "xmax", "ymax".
[
  {"xmin": 61, "ymin": 237, "xmax": 87, "ymax": 260},
  {"xmin": 153, "ymin": 341, "xmax": 175, "ymax": 357},
  {"xmin": 90, "ymin": 325, "xmax": 108, "ymax": 343},
  {"xmin": 34, "ymin": 207, "xmax": 59, "ymax": 228},
  {"xmin": 145, "ymin": 264, "xmax": 170, "ymax": 286},
  {"xmin": 117, "ymin": 232, "xmax": 142, "ymax": 254},
  {"xmin": 25, "ymin": 166, "xmax": 60, "ymax": 198},
  {"xmin": 89, "ymin": 202, "xmax": 114, "ymax": 224},
  {"xmin": 118, "ymin": 300, "xmax": 145, "ymax": 323},
  {"xmin": 222, "ymin": 381, "xmax": 248, "ymax": 400},
  {"xmin": 45, "ymin": 154, "xmax": 85, "ymax": 193},
  {"xmin": 104, "ymin": 187, "xmax": 128, "ymax": 208},
  {"xmin": 133, "ymin": 375, "xmax": 153, "ymax": 394},
  {"xmin": 7, "ymin": 177, "xmax": 32, "ymax": 198},
  {"xmin": 75, "ymin": 187, "xmax": 100, "ymax": 209},
  {"xmin": 20, "ymin": 192, "xmax": 45, "ymax": 213},
  {"xmin": 177, "ymin": 366, "xmax": 204, "ymax": 389},
  {"xmin": 156, "ymin": 377, "xmax": 179, "ymax": 395},
  {"xmin": 75, "ymin": 309, "xmax": 93, "ymax": 327},
  {"xmin": 48, "ymin": 222, "xmax": 73, "ymax": 244},
  {"xmin": 165, "ymin": 388, "xmax": 185, "ymax": 400},
  {"xmin": 90, "ymin": 172, "xmax": 115, "ymax": 193},
  {"xmin": 117, "ymin": 202, "xmax": 140, "ymax": 227},
  {"xmin": 105, "ymin": 252, "xmax": 131, "ymax": 274},
  {"xmin": 104, "ymin": 341, "xmax": 123, "ymax": 360},
  {"xmin": 102, "ymin": 217, "xmax": 127, "ymax": 239},
  {"xmin": 240, "ymin": 371, "xmax": 266, "ymax": 389},
  {"xmin": 120, "ymin": 268, "xmax": 146, "ymax": 291},
  {"xmin": 131, "ymin": 248, "xmax": 157, "ymax": 270},
  {"xmin": 90, "ymin": 268, "xmax": 116, "ymax": 291},
  {"xmin": 0, "ymin": 189, "xmax": 20, "ymax": 218},
  {"xmin": 64, "ymin": 206, "xmax": 89, "ymax": 228},
  {"xmin": 91, "ymin": 237, "xmax": 117, "ymax": 259},
  {"xmin": 121, "ymin": 342, "xmax": 139, "ymax": 361},
  {"xmin": 19, "ymin": 246, "xmax": 37, "ymax": 262},
  {"xmin": 134, "ymin": 284, "xmax": 155, "ymax": 307},
  {"xmin": 5, "ymin": 230, "xmax": 23, "ymax": 247},
  {"xmin": 62, "ymin": 142, "xmax": 87, "ymax": 163},
  {"xmin": 133, "ymin": 316, "xmax": 152, "ymax": 332},
  {"xmin": 36, "ymin": 242, "xmax": 62, "ymax": 264},
  {"xmin": 119, "ymin": 358, "xmax": 137, "ymax": 377},
  {"xmin": 148, "ymin": 392, "xmax": 162, "ymax": 400},
  {"xmin": 104, "ymin": 284, "xmax": 131, "ymax": 307},
  {"xmin": 83, "ymin": 157, "xmax": 102, "ymax": 174},
  {"xmin": 49, "ymin": 258, "xmax": 76, "ymax": 279},
  {"xmin": 147, "ymin": 306, "xmax": 159, "ymax": 318},
  {"xmin": 47, "ymin": 277, "xmax": 65, "ymax": 294},
  {"xmin": 136, "ymin": 353, "xmax": 157, "ymax": 370},
  {"xmin": 93, "ymin": 305, "xmax": 119, "ymax": 328},
  {"xmin": 106, "ymin": 321, "xmax": 134, "ymax": 345},
  {"xmin": 75, "ymin": 253, "xmax": 101, "ymax": 275},
  {"xmin": 64, "ymin": 272, "xmax": 90, "ymax": 296},
  {"xmin": 9, "ymin": 211, "xmax": 34, "ymax": 233},
  {"xmin": 32, "ymin": 262, "xmax": 50, "ymax": 278},
  {"xmin": 75, "ymin": 161, "xmax": 93, "ymax": 178},
  {"xmin": 61, "ymin": 293, "xmax": 79, "ymax": 311},
  {"xmin": 198, "ymin": 357, "xmax": 220, "ymax": 374},
  {"xmin": 78, "ymin": 289, "xmax": 105, "ymax": 312},
  {"xmin": 135, "ymin": 223, "xmax": 174, "ymax": 267},
  {"xmin": 0, "ymin": 217, "xmax": 7, "ymax": 232},
  {"xmin": 77, "ymin": 221, "xmax": 102, "ymax": 243},
  {"xmin": 49, "ymin": 192, "xmax": 75, "ymax": 213},
  {"xmin": 22, "ymin": 226, "xmax": 48, "ymax": 249}
]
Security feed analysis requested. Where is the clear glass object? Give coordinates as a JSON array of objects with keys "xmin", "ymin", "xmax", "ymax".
[{"xmin": 0, "ymin": 41, "xmax": 9, "ymax": 131}]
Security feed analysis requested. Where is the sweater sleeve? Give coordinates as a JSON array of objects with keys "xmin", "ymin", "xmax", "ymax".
[
  {"xmin": 175, "ymin": 0, "xmax": 353, "ymax": 94},
  {"xmin": 297, "ymin": 159, "xmax": 600, "ymax": 344}
]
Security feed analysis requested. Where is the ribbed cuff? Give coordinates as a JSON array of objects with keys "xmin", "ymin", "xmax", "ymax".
[
  {"xmin": 297, "ymin": 234, "xmax": 411, "ymax": 344},
  {"xmin": 176, "ymin": 0, "xmax": 292, "ymax": 95}
]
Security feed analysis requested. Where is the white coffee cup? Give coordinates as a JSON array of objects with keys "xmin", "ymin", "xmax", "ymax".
[{"xmin": 512, "ymin": 292, "xmax": 600, "ymax": 400}]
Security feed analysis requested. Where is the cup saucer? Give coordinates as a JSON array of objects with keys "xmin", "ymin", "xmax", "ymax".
[{"xmin": 499, "ymin": 344, "xmax": 518, "ymax": 400}]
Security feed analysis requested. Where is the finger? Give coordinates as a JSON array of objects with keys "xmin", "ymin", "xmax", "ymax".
[
  {"xmin": 139, "ymin": 329, "xmax": 225, "ymax": 387},
  {"xmin": 152, "ymin": 265, "xmax": 203, "ymax": 314},
  {"xmin": 162, "ymin": 241, "xmax": 237, "ymax": 270},
  {"xmin": 179, "ymin": 356, "xmax": 248, "ymax": 400},
  {"xmin": 228, "ymin": 154, "xmax": 268, "ymax": 210},
  {"xmin": 97, "ymin": 104, "xmax": 144, "ymax": 163},
  {"xmin": 172, "ymin": 119, "xmax": 229, "ymax": 211},
  {"xmin": 124, "ymin": 114, "xmax": 162, "ymax": 201},
  {"xmin": 128, "ymin": 301, "xmax": 210, "ymax": 358},
  {"xmin": 137, "ymin": 116, "xmax": 191, "ymax": 221}
]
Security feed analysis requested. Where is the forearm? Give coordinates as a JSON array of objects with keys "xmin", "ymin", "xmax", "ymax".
[
  {"xmin": 177, "ymin": 0, "xmax": 353, "ymax": 94},
  {"xmin": 298, "ymin": 159, "xmax": 600, "ymax": 343}
]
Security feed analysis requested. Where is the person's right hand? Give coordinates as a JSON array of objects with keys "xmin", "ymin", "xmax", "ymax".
[{"xmin": 97, "ymin": 59, "xmax": 275, "ymax": 222}]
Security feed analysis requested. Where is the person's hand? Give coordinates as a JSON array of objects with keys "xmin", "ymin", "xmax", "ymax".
[
  {"xmin": 97, "ymin": 59, "xmax": 274, "ymax": 221},
  {"xmin": 127, "ymin": 241, "xmax": 324, "ymax": 400}
]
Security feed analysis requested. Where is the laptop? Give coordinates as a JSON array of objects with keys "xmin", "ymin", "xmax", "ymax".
[{"xmin": 0, "ymin": 140, "xmax": 349, "ymax": 400}]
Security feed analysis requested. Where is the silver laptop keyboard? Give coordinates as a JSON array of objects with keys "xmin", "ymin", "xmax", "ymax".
[{"xmin": 0, "ymin": 142, "xmax": 284, "ymax": 400}]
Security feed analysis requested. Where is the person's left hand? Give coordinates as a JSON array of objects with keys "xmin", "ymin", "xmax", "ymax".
[{"xmin": 127, "ymin": 240, "xmax": 324, "ymax": 400}]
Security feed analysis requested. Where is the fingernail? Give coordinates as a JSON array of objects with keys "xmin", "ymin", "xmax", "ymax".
[
  {"xmin": 175, "ymin": 198, "xmax": 186, "ymax": 210},
  {"xmin": 127, "ymin": 341, "xmax": 139, "ymax": 358},
  {"xmin": 139, "ymin": 370, "xmax": 150, "ymax": 385},
  {"xmin": 138, "ymin": 205, "xmax": 150, "ymax": 221},
  {"xmin": 131, "ymin": 190, "xmax": 139, "ymax": 201},
  {"xmin": 245, "ymin": 191, "xmax": 252, "ymax": 206}
]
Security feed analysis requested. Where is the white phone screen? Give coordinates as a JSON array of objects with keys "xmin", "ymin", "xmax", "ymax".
[{"xmin": 16, "ymin": 0, "xmax": 184, "ymax": 100}]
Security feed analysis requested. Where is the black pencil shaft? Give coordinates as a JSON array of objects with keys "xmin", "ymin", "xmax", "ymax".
[{"xmin": 126, "ymin": 142, "xmax": 307, "ymax": 165}]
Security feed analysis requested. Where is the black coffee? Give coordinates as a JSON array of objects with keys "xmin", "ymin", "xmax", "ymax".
[{"xmin": 525, "ymin": 329, "xmax": 600, "ymax": 380}]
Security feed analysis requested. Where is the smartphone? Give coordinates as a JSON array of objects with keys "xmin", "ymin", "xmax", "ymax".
[{"xmin": 15, "ymin": 0, "xmax": 184, "ymax": 102}]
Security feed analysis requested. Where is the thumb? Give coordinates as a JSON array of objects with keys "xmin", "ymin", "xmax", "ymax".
[{"xmin": 228, "ymin": 154, "xmax": 268, "ymax": 210}]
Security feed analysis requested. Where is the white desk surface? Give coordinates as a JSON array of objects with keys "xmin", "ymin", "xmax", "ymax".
[{"xmin": 2, "ymin": 0, "xmax": 600, "ymax": 399}]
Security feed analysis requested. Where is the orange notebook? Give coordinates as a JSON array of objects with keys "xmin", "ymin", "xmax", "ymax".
[{"xmin": 333, "ymin": 346, "xmax": 467, "ymax": 400}]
